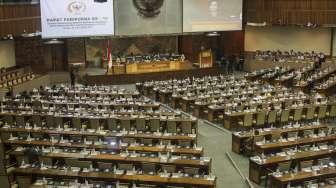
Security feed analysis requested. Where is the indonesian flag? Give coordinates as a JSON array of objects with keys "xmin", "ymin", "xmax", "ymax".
[
  {"xmin": 108, "ymin": 52, "xmax": 113, "ymax": 68},
  {"xmin": 104, "ymin": 39, "xmax": 111, "ymax": 64}
]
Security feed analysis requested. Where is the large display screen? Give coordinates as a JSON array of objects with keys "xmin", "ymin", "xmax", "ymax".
[
  {"xmin": 183, "ymin": 0, "xmax": 242, "ymax": 32},
  {"xmin": 115, "ymin": 0, "xmax": 182, "ymax": 36},
  {"xmin": 40, "ymin": 0, "xmax": 115, "ymax": 38}
]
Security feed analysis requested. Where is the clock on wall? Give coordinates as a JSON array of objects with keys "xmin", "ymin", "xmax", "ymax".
[{"xmin": 133, "ymin": 0, "xmax": 164, "ymax": 18}]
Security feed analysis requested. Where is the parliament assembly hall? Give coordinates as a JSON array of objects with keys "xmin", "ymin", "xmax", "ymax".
[{"xmin": 1, "ymin": 0, "xmax": 336, "ymax": 188}]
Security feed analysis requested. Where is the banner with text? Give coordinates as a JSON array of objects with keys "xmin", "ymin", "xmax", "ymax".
[{"xmin": 41, "ymin": 0, "xmax": 114, "ymax": 38}]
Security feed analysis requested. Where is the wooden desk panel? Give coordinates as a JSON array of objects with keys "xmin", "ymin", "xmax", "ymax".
[
  {"xmin": 4, "ymin": 140, "xmax": 203, "ymax": 156},
  {"xmin": 232, "ymin": 124, "xmax": 328, "ymax": 154},
  {"xmin": 14, "ymin": 168, "xmax": 216, "ymax": 188},
  {"xmin": 0, "ymin": 128, "xmax": 196, "ymax": 141},
  {"xmin": 249, "ymin": 149, "xmax": 336, "ymax": 184},
  {"xmin": 254, "ymin": 134, "xmax": 336, "ymax": 154},
  {"xmin": 10, "ymin": 151, "xmax": 210, "ymax": 170},
  {"xmin": 269, "ymin": 167, "xmax": 336, "ymax": 188}
]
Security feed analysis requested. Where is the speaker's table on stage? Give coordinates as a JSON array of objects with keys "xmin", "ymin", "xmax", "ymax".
[{"xmin": 107, "ymin": 61, "xmax": 190, "ymax": 75}]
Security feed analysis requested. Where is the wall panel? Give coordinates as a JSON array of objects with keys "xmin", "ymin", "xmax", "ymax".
[
  {"xmin": 245, "ymin": 26, "xmax": 332, "ymax": 55},
  {"xmin": 0, "ymin": 40, "xmax": 15, "ymax": 68},
  {"xmin": 0, "ymin": 4, "xmax": 40, "ymax": 37},
  {"xmin": 245, "ymin": 0, "xmax": 336, "ymax": 25}
]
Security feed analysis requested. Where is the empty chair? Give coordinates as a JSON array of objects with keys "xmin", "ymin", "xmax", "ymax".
[
  {"xmin": 277, "ymin": 161, "xmax": 292, "ymax": 173},
  {"xmin": 166, "ymin": 120, "xmax": 177, "ymax": 134},
  {"xmin": 161, "ymin": 164, "xmax": 176, "ymax": 173},
  {"xmin": 300, "ymin": 160, "xmax": 313, "ymax": 170},
  {"xmin": 0, "ymin": 176, "xmax": 10, "ymax": 188},
  {"xmin": 184, "ymin": 167, "xmax": 199, "ymax": 176},
  {"xmin": 271, "ymin": 133, "xmax": 282, "ymax": 142},
  {"xmin": 120, "ymin": 119, "xmax": 131, "ymax": 131},
  {"xmin": 17, "ymin": 176, "xmax": 32, "ymax": 188},
  {"xmin": 238, "ymin": 113, "xmax": 253, "ymax": 127},
  {"xmin": 32, "ymin": 115, "xmax": 42, "ymax": 127},
  {"xmin": 253, "ymin": 111, "xmax": 266, "ymax": 127},
  {"xmin": 71, "ymin": 118, "xmax": 81, "ymax": 130},
  {"xmin": 149, "ymin": 118, "xmax": 160, "ymax": 132},
  {"xmin": 15, "ymin": 115, "xmax": 25, "ymax": 127},
  {"xmin": 326, "ymin": 104, "xmax": 336, "ymax": 118},
  {"xmin": 89, "ymin": 119, "xmax": 100, "ymax": 130},
  {"xmin": 122, "ymin": 137, "xmax": 135, "ymax": 145},
  {"xmin": 303, "ymin": 180, "xmax": 318, "ymax": 188},
  {"xmin": 181, "ymin": 120, "xmax": 192, "ymax": 134},
  {"xmin": 142, "ymin": 162, "xmax": 156, "ymax": 174},
  {"xmin": 279, "ymin": 109, "xmax": 290, "ymax": 124},
  {"xmin": 16, "ymin": 155, "xmax": 29, "ymax": 166},
  {"xmin": 54, "ymin": 117, "xmax": 63, "ymax": 128},
  {"xmin": 2, "ymin": 115, "xmax": 13, "ymax": 125},
  {"xmin": 315, "ymin": 105, "xmax": 327, "ymax": 120},
  {"xmin": 304, "ymin": 106, "xmax": 316, "ymax": 121},
  {"xmin": 86, "ymin": 135, "xmax": 99, "ymax": 142},
  {"xmin": 45, "ymin": 115, "xmax": 54, "ymax": 128},
  {"xmin": 303, "ymin": 130, "xmax": 314, "ymax": 138},
  {"xmin": 136, "ymin": 118, "xmax": 146, "ymax": 132},
  {"xmin": 178, "ymin": 140, "xmax": 192, "ymax": 148},
  {"xmin": 97, "ymin": 162, "xmax": 113, "ymax": 171},
  {"xmin": 287, "ymin": 131, "xmax": 298, "ymax": 139},
  {"xmin": 76, "ymin": 160, "xmax": 92, "ymax": 169},
  {"xmin": 299, "ymin": 145, "xmax": 311, "ymax": 151},
  {"xmin": 32, "ymin": 101, "xmax": 42, "ymax": 111},
  {"xmin": 142, "ymin": 139, "xmax": 153, "ymax": 146},
  {"xmin": 317, "ymin": 158, "xmax": 330, "ymax": 166},
  {"xmin": 118, "ymin": 163, "xmax": 133, "ymax": 171},
  {"xmin": 106, "ymin": 118, "xmax": 118, "ymax": 131},
  {"xmin": 65, "ymin": 158, "xmax": 91, "ymax": 169},
  {"xmin": 38, "ymin": 156, "xmax": 53, "ymax": 166},
  {"xmin": 290, "ymin": 108, "xmax": 303, "ymax": 122}
]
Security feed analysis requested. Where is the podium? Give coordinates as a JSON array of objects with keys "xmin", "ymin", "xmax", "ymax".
[
  {"xmin": 198, "ymin": 49, "xmax": 213, "ymax": 68},
  {"xmin": 106, "ymin": 64, "xmax": 126, "ymax": 75}
]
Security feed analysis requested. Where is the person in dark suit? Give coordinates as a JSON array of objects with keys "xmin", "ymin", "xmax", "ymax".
[
  {"xmin": 70, "ymin": 69, "xmax": 75, "ymax": 87},
  {"xmin": 239, "ymin": 53, "xmax": 245, "ymax": 71}
]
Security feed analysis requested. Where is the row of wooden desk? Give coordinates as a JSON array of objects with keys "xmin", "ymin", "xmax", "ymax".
[
  {"xmin": 250, "ymin": 148, "xmax": 336, "ymax": 185},
  {"xmin": 14, "ymin": 167, "xmax": 216, "ymax": 188},
  {"xmin": 232, "ymin": 123, "xmax": 328, "ymax": 154}
]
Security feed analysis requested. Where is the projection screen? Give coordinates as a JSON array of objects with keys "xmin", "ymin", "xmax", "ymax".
[
  {"xmin": 40, "ymin": 0, "xmax": 115, "ymax": 38},
  {"xmin": 115, "ymin": 0, "xmax": 182, "ymax": 36},
  {"xmin": 183, "ymin": 0, "xmax": 242, "ymax": 33}
]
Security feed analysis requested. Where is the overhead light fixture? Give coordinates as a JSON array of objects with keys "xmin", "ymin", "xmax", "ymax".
[
  {"xmin": 206, "ymin": 32, "xmax": 220, "ymax": 37},
  {"xmin": 247, "ymin": 22, "xmax": 267, "ymax": 27},
  {"xmin": 44, "ymin": 39, "xmax": 64, "ymax": 45}
]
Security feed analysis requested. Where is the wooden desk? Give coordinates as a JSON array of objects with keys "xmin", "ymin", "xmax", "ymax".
[
  {"xmin": 193, "ymin": 103, "xmax": 208, "ymax": 118},
  {"xmin": 268, "ymin": 167, "xmax": 336, "ymax": 188},
  {"xmin": 14, "ymin": 167, "xmax": 216, "ymax": 188},
  {"xmin": 232, "ymin": 124, "xmax": 328, "ymax": 154},
  {"xmin": 0, "ymin": 127, "xmax": 196, "ymax": 142},
  {"xmin": 10, "ymin": 151, "xmax": 211, "ymax": 172},
  {"xmin": 254, "ymin": 134, "xmax": 336, "ymax": 154},
  {"xmin": 180, "ymin": 97, "xmax": 195, "ymax": 113},
  {"xmin": 249, "ymin": 148, "xmax": 336, "ymax": 184},
  {"xmin": 4, "ymin": 140, "xmax": 204, "ymax": 156}
]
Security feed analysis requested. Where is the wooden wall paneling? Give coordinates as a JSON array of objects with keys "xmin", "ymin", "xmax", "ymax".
[
  {"xmin": 0, "ymin": 4, "xmax": 40, "ymax": 37},
  {"xmin": 245, "ymin": 0, "xmax": 336, "ymax": 25}
]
